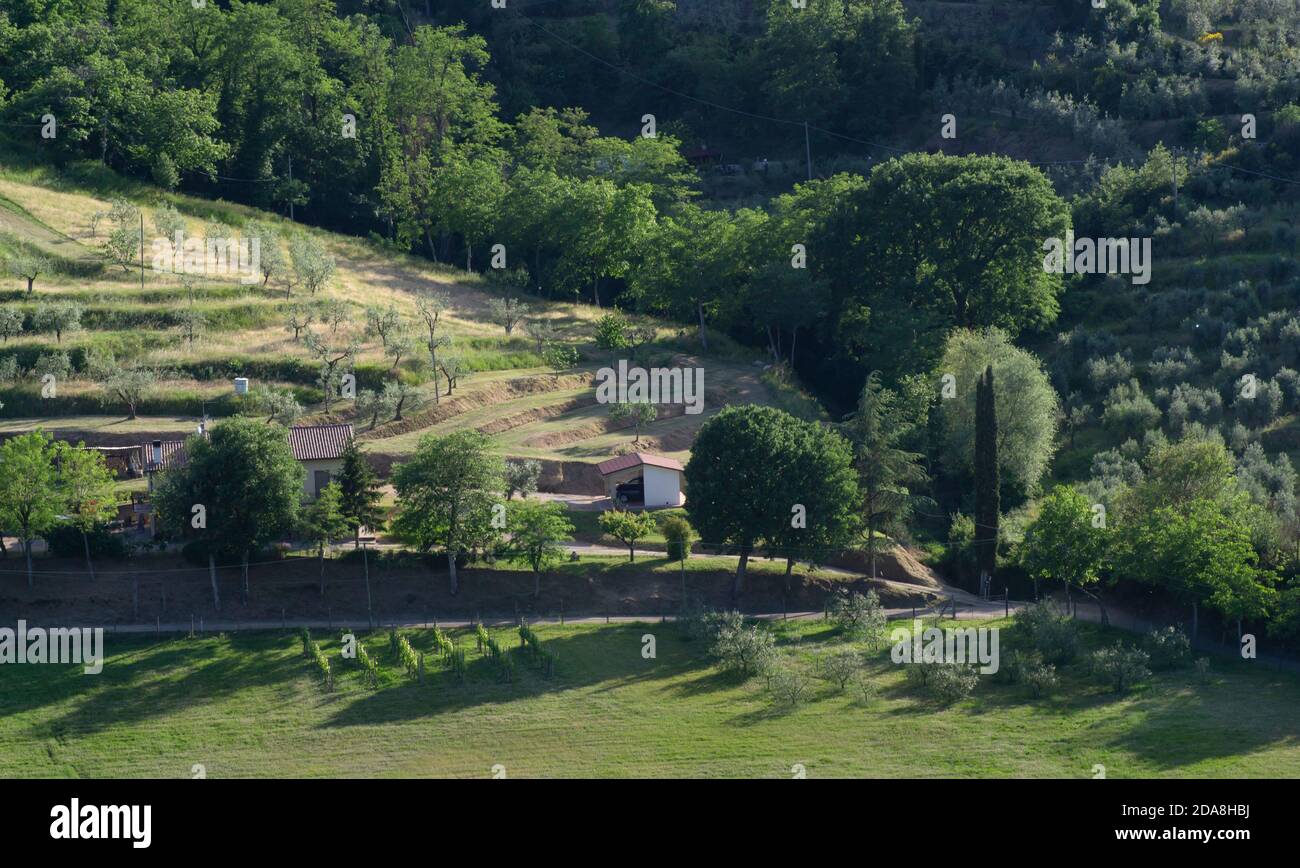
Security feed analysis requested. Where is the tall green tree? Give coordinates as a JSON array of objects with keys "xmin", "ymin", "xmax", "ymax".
[
  {"xmin": 153, "ymin": 417, "xmax": 304, "ymax": 610},
  {"xmin": 764, "ymin": 414, "xmax": 860, "ymax": 579},
  {"xmin": 843, "ymin": 154, "xmax": 1070, "ymax": 377},
  {"xmin": 974, "ymin": 365, "xmax": 1000, "ymax": 581},
  {"xmin": 842, "ymin": 372, "xmax": 929, "ymax": 578},
  {"xmin": 1022, "ymin": 485, "xmax": 1108, "ymax": 613},
  {"xmin": 337, "ymin": 438, "xmax": 384, "ymax": 549},
  {"xmin": 301, "ymin": 482, "xmax": 349, "ymax": 596},
  {"xmin": 1116, "ymin": 496, "xmax": 1276, "ymax": 640},
  {"xmin": 505, "ymin": 499, "xmax": 574, "ymax": 597},
  {"xmin": 391, "ymin": 430, "xmax": 504, "ymax": 595},
  {"xmin": 598, "ymin": 509, "xmax": 657, "ymax": 563},
  {"xmin": 1115, "ymin": 438, "xmax": 1279, "ymax": 638},
  {"xmin": 57, "ymin": 442, "xmax": 118, "ymax": 583},
  {"xmin": 557, "ymin": 178, "xmax": 656, "ymax": 307},
  {"xmin": 0, "ymin": 431, "xmax": 63, "ymax": 588},
  {"xmin": 937, "ymin": 328, "xmax": 1060, "ymax": 492},
  {"xmin": 379, "ymin": 24, "xmax": 506, "ymax": 260},
  {"xmin": 686, "ymin": 405, "xmax": 856, "ymax": 598}
]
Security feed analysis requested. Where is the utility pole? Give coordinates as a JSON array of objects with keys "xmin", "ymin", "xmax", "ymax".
[
  {"xmin": 287, "ymin": 153, "xmax": 294, "ymax": 222},
  {"xmin": 139, "ymin": 211, "xmax": 145, "ymax": 291},
  {"xmin": 804, "ymin": 121, "xmax": 813, "ymax": 181}
]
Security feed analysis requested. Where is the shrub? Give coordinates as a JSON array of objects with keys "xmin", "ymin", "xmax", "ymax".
[
  {"xmin": 1034, "ymin": 618, "xmax": 1080, "ymax": 666},
  {"xmin": 392, "ymin": 632, "xmax": 420, "ymax": 679},
  {"xmin": 45, "ymin": 523, "xmax": 130, "ymax": 559},
  {"xmin": 516, "ymin": 622, "xmax": 554, "ymax": 676},
  {"xmin": 995, "ymin": 648, "xmax": 1041, "ymax": 684},
  {"xmin": 710, "ymin": 615, "xmax": 777, "ymax": 678},
  {"xmin": 677, "ymin": 595, "xmax": 711, "ymax": 640},
  {"xmin": 828, "ymin": 589, "xmax": 888, "ymax": 647},
  {"xmin": 928, "ymin": 663, "xmax": 979, "ymax": 703},
  {"xmin": 355, "ymin": 640, "xmax": 380, "ymax": 689},
  {"xmin": 305, "ymin": 637, "xmax": 332, "ymax": 690},
  {"xmin": 659, "ymin": 514, "xmax": 693, "ymax": 561},
  {"xmin": 33, "ymin": 350, "xmax": 72, "ymax": 381},
  {"xmin": 852, "ymin": 672, "xmax": 880, "ymax": 705},
  {"xmin": 1023, "ymin": 663, "xmax": 1058, "ymax": 698},
  {"xmin": 904, "ymin": 661, "xmax": 932, "ymax": 688},
  {"xmin": 766, "ymin": 663, "xmax": 811, "ymax": 706},
  {"xmin": 1102, "ymin": 379, "xmax": 1161, "ymax": 437},
  {"xmin": 1015, "ymin": 601, "xmax": 1080, "ymax": 664},
  {"xmin": 1089, "ymin": 643, "xmax": 1151, "ymax": 693},
  {"xmin": 816, "ymin": 647, "xmax": 862, "ymax": 691},
  {"xmin": 1143, "ymin": 625, "xmax": 1191, "ymax": 670},
  {"xmin": 430, "ymin": 627, "xmax": 454, "ymax": 660}
]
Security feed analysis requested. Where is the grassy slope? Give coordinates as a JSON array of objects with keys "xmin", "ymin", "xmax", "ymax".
[
  {"xmin": 0, "ymin": 165, "xmax": 779, "ymax": 466},
  {"xmin": 2, "ymin": 618, "xmax": 1297, "ymax": 778}
]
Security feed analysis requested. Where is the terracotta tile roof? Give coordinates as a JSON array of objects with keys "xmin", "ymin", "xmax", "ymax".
[
  {"xmin": 140, "ymin": 441, "xmax": 186, "ymax": 472},
  {"xmin": 289, "ymin": 424, "xmax": 353, "ymax": 462},
  {"xmin": 597, "ymin": 452, "xmax": 685, "ymax": 476}
]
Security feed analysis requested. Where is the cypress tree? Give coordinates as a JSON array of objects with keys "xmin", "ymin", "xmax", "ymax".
[
  {"xmin": 974, "ymin": 365, "xmax": 1000, "ymax": 581},
  {"xmin": 338, "ymin": 438, "xmax": 385, "ymax": 548}
]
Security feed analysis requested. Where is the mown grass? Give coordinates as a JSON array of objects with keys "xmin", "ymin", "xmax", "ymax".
[
  {"xmin": 1, "ymin": 618, "xmax": 1296, "ymax": 778},
  {"xmin": 565, "ymin": 506, "xmax": 689, "ymax": 548}
]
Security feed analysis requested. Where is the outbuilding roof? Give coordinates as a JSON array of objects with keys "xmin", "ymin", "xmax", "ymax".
[
  {"xmin": 596, "ymin": 452, "xmax": 685, "ymax": 476},
  {"xmin": 289, "ymin": 424, "xmax": 353, "ymax": 462},
  {"xmin": 140, "ymin": 440, "xmax": 186, "ymax": 472}
]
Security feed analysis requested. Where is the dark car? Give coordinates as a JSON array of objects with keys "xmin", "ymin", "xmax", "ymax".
[{"xmin": 615, "ymin": 477, "xmax": 644, "ymax": 506}]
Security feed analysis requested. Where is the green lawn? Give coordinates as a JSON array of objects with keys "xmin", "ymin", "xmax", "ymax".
[
  {"xmin": 565, "ymin": 505, "xmax": 688, "ymax": 548},
  {"xmin": 2, "ymin": 618, "xmax": 1297, "ymax": 778}
]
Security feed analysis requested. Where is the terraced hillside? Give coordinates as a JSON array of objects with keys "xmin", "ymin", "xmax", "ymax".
[{"xmin": 0, "ymin": 166, "xmax": 783, "ymax": 487}]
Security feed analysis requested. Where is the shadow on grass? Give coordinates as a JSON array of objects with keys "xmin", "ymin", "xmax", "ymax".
[
  {"xmin": 28, "ymin": 632, "xmax": 305, "ymax": 738},
  {"xmin": 319, "ymin": 623, "xmax": 712, "ymax": 728}
]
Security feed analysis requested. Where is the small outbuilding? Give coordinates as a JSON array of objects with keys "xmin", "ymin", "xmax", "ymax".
[
  {"xmin": 289, "ymin": 423, "xmax": 354, "ymax": 497},
  {"xmin": 596, "ymin": 452, "xmax": 685, "ymax": 509}
]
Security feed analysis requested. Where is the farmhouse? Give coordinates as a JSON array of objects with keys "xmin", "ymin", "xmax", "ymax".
[
  {"xmin": 596, "ymin": 452, "xmax": 685, "ymax": 508},
  {"xmin": 289, "ymin": 423, "xmax": 353, "ymax": 497}
]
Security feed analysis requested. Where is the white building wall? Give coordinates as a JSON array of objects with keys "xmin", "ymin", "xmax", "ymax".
[
  {"xmin": 302, "ymin": 459, "xmax": 344, "ymax": 496},
  {"xmin": 643, "ymin": 466, "xmax": 683, "ymax": 508}
]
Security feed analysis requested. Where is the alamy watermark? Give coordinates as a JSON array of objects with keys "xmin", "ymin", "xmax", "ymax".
[
  {"xmin": 0, "ymin": 620, "xmax": 103, "ymax": 674},
  {"xmin": 150, "ymin": 232, "xmax": 261, "ymax": 284},
  {"xmin": 1042, "ymin": 230, "xmax": 1151, "ymax": 285},
  {"xmin": 50, "ymin": 798, "xmax": 150, "ymax": 848},
  {"xmin": 595, "ymin": 359, "xmax": 704, "ymax": 415},
  {"xmin": 890, "ymin": 619, "xmax": 1000, "ymax": 674}
]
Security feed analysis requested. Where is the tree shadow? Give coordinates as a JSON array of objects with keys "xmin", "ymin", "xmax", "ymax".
[
  {"xmin": 30, "ymin": 633, "xmax": 304, "ymax": 738},
  {"xmin": 320, "ymin": 624, "xmax": 709, "ymax": 728}
]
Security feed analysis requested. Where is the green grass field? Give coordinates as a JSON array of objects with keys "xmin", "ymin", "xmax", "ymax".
[{"xmin": 3, "ymin": 618, "xmax": 1297, "ymax": 778}]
